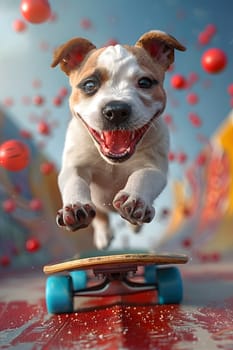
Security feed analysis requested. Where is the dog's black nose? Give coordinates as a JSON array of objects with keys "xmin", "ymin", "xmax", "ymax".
[{"xmin": 102, "ymin": 101, "xmax": 131, "ymax": 124}]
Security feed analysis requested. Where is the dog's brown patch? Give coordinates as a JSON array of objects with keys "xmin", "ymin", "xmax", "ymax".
[
  {"xmin": 125, "ymin": 45, "xmax": 166, "ymax": 111},
  {"xmin": 69, "ymin": 48, "xmax": 110, "ymax": 106}
]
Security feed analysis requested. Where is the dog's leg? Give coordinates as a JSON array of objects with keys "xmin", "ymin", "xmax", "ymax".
[
  {"xmin": 56, "ymin": 167, "xmax": 96, "ymax": 231},
  {"xmin": 92, "ymin": 210, "xmax": 113, "ymax": 249},
  {"xmin": 113, "ymin": 168, "xmax": 166, "ymax": 226}
]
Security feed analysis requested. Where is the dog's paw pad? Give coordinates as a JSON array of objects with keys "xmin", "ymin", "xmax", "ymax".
[
  {"xmin": 113, "ymin": 192, "xmax": 155, "ymax": 225},
  {"xmin": 56, "ymin": 202, "xmax": 96, "ymax": 231}
]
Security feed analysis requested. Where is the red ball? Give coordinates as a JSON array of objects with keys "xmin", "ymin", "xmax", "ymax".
[
  {"xmin": 170, "ymin": 74, "xmax": 186, "ymax": 89},
  {"xmin": 20, "ymin": 0, "xmax": 51, "ymax": 24},
  {"xmin": 0, "ymin": 140, "xmax": 30, "ymax": 171},
  {"xmin": 201, "ymin": 48, "xmax": 227, "ymax": 74}
]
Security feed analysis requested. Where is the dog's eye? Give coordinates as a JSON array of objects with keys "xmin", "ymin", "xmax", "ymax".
[
  {"xmin": 138, "ymin": 77, "xmax": 158, "ymax": 89},
  {"xmin": 78, "ymin": 77, "xmax": 99, "ymax": 95}
]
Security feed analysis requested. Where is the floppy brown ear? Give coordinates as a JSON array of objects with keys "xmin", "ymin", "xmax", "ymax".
[
  {"xmin": 51, "ymin": 38, "xmax": 96, "ymax": 75},
  {"xmin": 135, "ymin": 30, "xmax": 186, "ymax": 70}
]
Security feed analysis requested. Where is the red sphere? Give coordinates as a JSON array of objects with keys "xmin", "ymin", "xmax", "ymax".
[
  {"xmin": 201, "ymin": 48, "xmax": 227, "ymax": 74},
  {"xmin": 20, "ymin": 0, "xmax": 51, "ymax": 24},
  {"xmin": 0, "ymin": 140, "xmax": 30, "ymax": 171},
  {"xmin": 170, "ymin": 74, "xmax": 186, "ymax": 89}
]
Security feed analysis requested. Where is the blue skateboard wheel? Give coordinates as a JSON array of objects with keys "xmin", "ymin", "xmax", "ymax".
[
  {"xmin": 157, "ymin": 266, "xmax": 183, "ymax": 304},
  {"xmin": 46, "ymin": 275, "xmax": 73, "ymax": 314},
  {"xmin": 144, "ymin": 264, "xmax": 157, "ymax": 284},
  {"xmin": 70, "ymin": 270, "xmax": 87, "ymax": 291}
]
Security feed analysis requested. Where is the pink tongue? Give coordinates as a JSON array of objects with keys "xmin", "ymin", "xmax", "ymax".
[{"xmin": 102, "ymin": 130, "xmax": 132, "ymax": 154}]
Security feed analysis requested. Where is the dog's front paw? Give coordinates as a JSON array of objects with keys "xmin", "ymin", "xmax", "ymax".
[
  {"xmin": 113, "ymin": 191, "xmax": 155, "ymax": 225},
  {"xmin": 56, "ymin": 202, "xmax": 96, "ymax": 231}
]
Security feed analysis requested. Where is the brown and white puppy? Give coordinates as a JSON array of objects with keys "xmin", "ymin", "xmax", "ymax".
[{"xmin": 52, "ymin": 30, "xmax": 186, "ymax": 249}]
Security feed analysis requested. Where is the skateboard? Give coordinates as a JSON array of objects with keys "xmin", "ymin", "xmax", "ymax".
[{"xmin": 43, "ymin": 251, "xmax": 188, "ymax": 314}]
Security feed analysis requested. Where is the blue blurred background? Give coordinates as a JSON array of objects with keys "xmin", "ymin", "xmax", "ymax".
[{"xmin": 0, "ymin": 0, "xmax": 233, "ymax": 269}]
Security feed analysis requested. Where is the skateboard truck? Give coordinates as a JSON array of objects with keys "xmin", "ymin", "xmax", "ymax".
[{"xmin": 76, "ymin": 264, "xmax": 155, "ymax": 297}]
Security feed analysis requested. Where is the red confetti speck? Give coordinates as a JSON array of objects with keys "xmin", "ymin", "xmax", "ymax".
[
  {"xmin": 227, "ymin": 83, "xmax": 233, "ymax": 96},
  {"xmin": 12, "ymin": 19, "xmax": 27, "ymax": 32},
  {"xmin": 187, "ymin": 72, "xmax": 199, "ymax": 87},
  {"xmin": 177, "ymin": 152, "xmax": 187, "ymax": 164},
  {"xmin": 29, "ymin": 198, "xmax": 43, "ymax": 211},
  {"xmin": 26, "ymin": 238, "xmax": 40, "ymax": 252},
  {"xmin": 189, "ymin": 113, "xmax": 202, "ymax": 127},
  {"xmin": 198, "ymin": 24, "xmax": 217, "ymax": 46},
  {"xmin": 21, "ymin": 96, "xmax": 31, "ymax": 105},
  {"xmin": 80, "ymin": 18, "xmax": 92, "ymax": 30},
  {"xmin": 168, "ymin": 151, "xmax": 176, "ymax": 162},
  {"xmin": 33, "ymin": 95, "xmax": 45, "ymax": 106},
  {"xmin": 53, "ymin": 96, "xmax": 63, "ymax": 106},
  {"xmin": 32, "ymin": 79, "xmax": 42, "ymax": 89},
  {"xmin": 38, "ymin": 121, "xmax": 50, "ymax": 135},
  {"xmin": 186, "ymin": 92, "xmax": 199, "ymax": 105},
  {"xmin": 205, "ymin": 24, "xmax": 217, "ymax": 37},
  {"xmin": 163, "ymin": 114, "xmax": 173, "ymax": 125},
  {"xmin": 2, "ymin": 199, "xmax": 16, "ymax": 213},
  {"xmin": 39, "ymin": 41, "xmax": 49, "ymax": 51},
  {"xmin": 198, "ymin": 32, "xmax": 210, "ymax": 46},
  {"xmin": 196, "ymin": 152, "xmax": 207, "ymax": 166},
  {"xmin": 0, "ymin": 256, "xmax": 11, "ymax": 267},
  {"xmin": 182, "ymin": 238, "xmax": 192, "ymax": 248},
  {"xmin": 20, "ymin": 129, "xmax": 32, "ymax": 139},
  {"xmin": 170, "ymin": 74, "xmax": 187, "ymax": 89},
  {"xmin": 49, "ymin": 11, "xmax": 57, "ymax": 22},
  {"xmin": 3, "ymin": 97, "xmax": 14, "ymax": 107},
  {"xmin": 40, "ymin": 161, "xmax": 55, "ymax": 175},
  {"xmin": 59, "ymin": 87, "xmax": 68, "ymax": 97}
]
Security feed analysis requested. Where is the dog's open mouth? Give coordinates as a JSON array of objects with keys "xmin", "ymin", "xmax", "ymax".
[{"xmin": 87, "ymin": 123, "xmax": 151, "ymax": 162}]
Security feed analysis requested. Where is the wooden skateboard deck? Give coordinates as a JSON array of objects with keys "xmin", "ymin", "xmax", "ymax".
[{"xmin": 43, "ymin": 252, "xmax": 188, "ymax": 275}]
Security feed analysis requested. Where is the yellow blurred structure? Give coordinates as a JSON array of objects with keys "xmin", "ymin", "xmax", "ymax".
[{"xmin": 162, "ymin": 110, "xmax": 233, "ymax": 256}]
